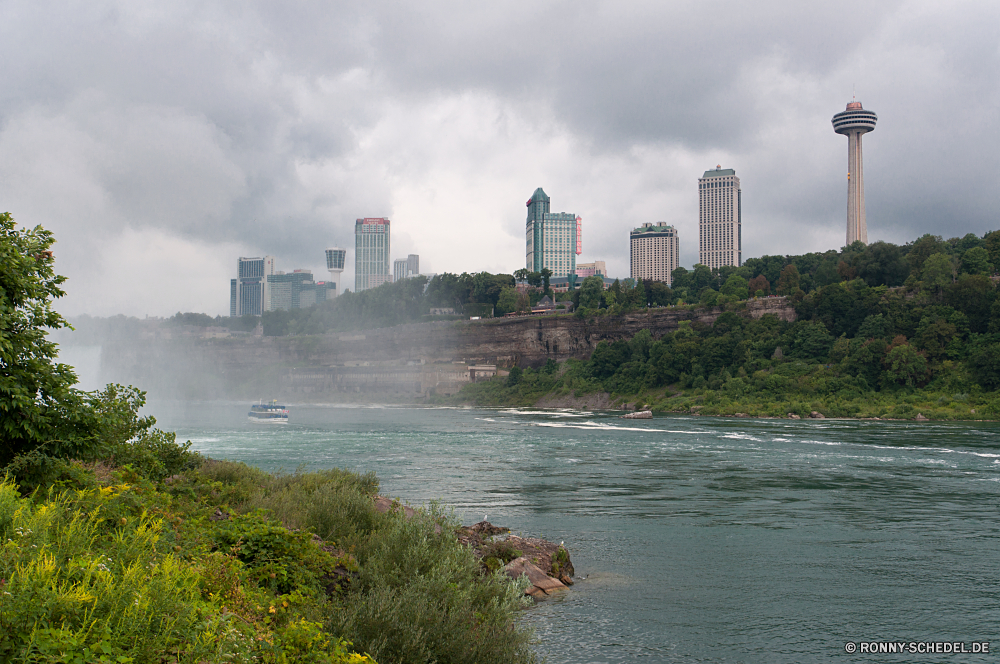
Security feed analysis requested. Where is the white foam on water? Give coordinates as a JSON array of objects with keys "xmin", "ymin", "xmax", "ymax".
[
  {"xmin": 721, "ymin": 433, "xmax": 763, "ymax": 442},
  {"xmin": 531, "ymin": 421, "xmax": 684, "ymax": 433}
]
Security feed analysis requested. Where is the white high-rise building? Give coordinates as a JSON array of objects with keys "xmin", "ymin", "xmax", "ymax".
[
  {"xmin": 230, "ymin": 256, "xmax": 275, "ymax": 316},
  {"xmin": 698, "ymin": 166, "xmax": 741, "ymax": 269},
  {"xmin": 355, "ymin": 218, "xmax": 390, "ymax": 292},
  {"xmin": 630, "ymin": 223, "xmax": 679, "ymax": 285}
]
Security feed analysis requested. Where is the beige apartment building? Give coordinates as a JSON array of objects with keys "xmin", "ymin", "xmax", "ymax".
[
  {"xmin": 698, "ymin": 166, "xmax": 742, "ymax": 269},
  {"xmin": 630, "ymin": 222, "xmax": 679, "ymax": 285}
]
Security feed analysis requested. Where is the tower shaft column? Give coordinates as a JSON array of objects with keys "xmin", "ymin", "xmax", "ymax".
[{"xmin": 847, "ymin": 131, "xmax": 868, "ymax": 245}]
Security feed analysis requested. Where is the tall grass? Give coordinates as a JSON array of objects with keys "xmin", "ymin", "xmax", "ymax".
[{"xmin": 193, "ymin": 461, "xmax": 539, "ymax": 664}]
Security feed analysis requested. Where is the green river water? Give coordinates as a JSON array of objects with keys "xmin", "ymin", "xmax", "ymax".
[{"xmin": 153, "ymin": 402, "xmax": 1000, "ymax": 663}]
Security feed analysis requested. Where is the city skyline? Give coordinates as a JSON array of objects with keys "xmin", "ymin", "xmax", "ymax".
[{"xmin": 1, "ymin": 2, "xmax": 996, "ymax": 317}]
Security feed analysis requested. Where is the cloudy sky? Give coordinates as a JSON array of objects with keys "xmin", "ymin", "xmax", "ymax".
[{"xmin": 1, "ymin": 0, "xmax": 997, "ymax": 317}]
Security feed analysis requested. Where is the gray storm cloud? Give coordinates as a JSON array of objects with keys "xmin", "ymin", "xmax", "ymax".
[{"xmin": 0, "ymin": 0, "xmax": 997, "ymax": 316}]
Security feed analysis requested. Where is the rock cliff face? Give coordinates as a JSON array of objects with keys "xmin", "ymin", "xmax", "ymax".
[
  {"xmin": 101, "ymin": 299, "xmax": 796, "ymax": 401},
  {"xmin": 278, "ymin": 297, "xmax": 796, "ymax": 368}
]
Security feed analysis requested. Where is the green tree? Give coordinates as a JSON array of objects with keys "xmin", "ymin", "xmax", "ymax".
[
  {"xmin": 578, "ymin": 276, "xmax": 604, "ymax": 309},
  {"xmin": 691, "ymin": 264, "xmax": 715, "ymax": 292},
  {"xmin": 720, "ymin": 274, "xmax": 749, "ymax": 300},
  {"xmin": 906, "ymin": 234, "xmax": 947, "ymax": 275},
  {"xmin": 776, "ymin": 264, "xmax": 801, "ymax": 295},
  {"xmin": 0, "ymin": 213, "xmax": 99, "ymax": 466},
  {"xmin": 960, "ymin": 247, "xmax": 992, "ymax": 275},
  {"xmin": 670, "ymin": 266, "xmax": 692, "ymax": 290},
  {"xmin": 495, "ymin": 286, "xmax": 520, "ymax": 316},
  {"xmin": 984, "ymin": 230, "xmax": 1000, "ymax": 273},
  {"xmin": 883, "ymin": 342, "xmax": 929, "ymax": 387},
  {"xmin": 968, "ymin": 342, "xmax": 1000, "ymax": 390},
  {"xmin": 540, "ymin": 268, "xmax": 553, "ymax": 294},
  {"xmin": 921, "ymin": 253, "xmax": 955, "ymax": 294}
]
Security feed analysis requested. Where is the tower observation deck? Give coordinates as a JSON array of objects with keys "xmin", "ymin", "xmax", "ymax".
[{"xmin": 832, "ymin": 101, "xmax": 877, "ymax": 245}]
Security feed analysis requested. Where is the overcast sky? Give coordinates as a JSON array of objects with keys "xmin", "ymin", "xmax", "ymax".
[{"xmin": 1, "ymin": 0, "xmax": 997, "ymax": 317}]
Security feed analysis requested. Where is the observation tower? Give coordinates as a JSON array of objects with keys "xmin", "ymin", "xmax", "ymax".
[
  {"xmin": 325, "ymin": 247, "xmax": 346, "ymax": 297},
  {"xmin": 832, "ymin": 100, "xmax": 877, "ymax": 245}
]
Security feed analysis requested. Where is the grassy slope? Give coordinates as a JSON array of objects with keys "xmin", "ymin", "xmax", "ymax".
[{"xmin": 0, "ymin": 460, "xmax": 536, "ymax": 664}]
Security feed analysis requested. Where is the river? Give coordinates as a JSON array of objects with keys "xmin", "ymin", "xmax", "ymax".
[{"xmin": 151, "ymin": 402, "xmax": 1000, "ymax": 663}]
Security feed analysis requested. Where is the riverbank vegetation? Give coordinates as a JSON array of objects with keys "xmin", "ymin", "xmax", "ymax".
[{"xmin": 0, "ymin": 214, "xmax": 536, "ymax": 663}]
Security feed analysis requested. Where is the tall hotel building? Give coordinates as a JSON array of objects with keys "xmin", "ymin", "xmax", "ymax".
[
  {"xmin": 630, "ymin": 223, "xmax": 679, "ymax": 285},
  {"xmin": 230, "ymin": 256, "xmax": 275, "ymax": 317},
  {"xmin": 354, "ymin": 217, "xmax": 391, "ymax": 292},
  {"xmin": 698, "ymin": 166, "xmax": 741, "ymax": 268},
  {"xmin": 525, "ymin": 187, "xmax": 582, "ymax": 278}
]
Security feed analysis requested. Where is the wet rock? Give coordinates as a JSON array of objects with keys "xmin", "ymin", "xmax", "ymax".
[
  {"xmin": 620, "ymin": 410, "xmax": 652, "ymax": 419},
  {"xmin": 787, "ymin": 413, "xmax": 801, "ymax": 419},
  {"xmin": 915, "ymin": 413, "xmax": 929, "ymax": 421},
  {"xmin": 471, "ymin": 520, "xmax": 510, "ymax": 537},
  {"xmin": 809, "ymin": 411, "xmax": 825, "ymax": 419},
  {"xmin": 504, "ymin": 557, "xmax": 567, "ymax": 597}
]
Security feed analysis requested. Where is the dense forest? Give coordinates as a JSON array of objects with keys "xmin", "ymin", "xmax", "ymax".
[{"xmin": 451, "ymin": 230, "xmax": 1000, "ymax": 419}]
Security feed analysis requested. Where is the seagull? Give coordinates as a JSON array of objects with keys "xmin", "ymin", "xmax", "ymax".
[
  {"xmin": 484, "ymin": 514, "xmax": 488, "ymax": 523},
  {"xmin": 560, "ymin": 541, "xmax": 564, "ymax": 546}
]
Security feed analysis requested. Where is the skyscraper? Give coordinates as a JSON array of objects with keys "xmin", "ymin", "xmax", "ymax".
[
  {"xmin": 631, "ymin": 223, "xmax": 679, "ymax": 285},
  {"xmin": 525, "ymin": 187, "xmax": 581, "ymax": 278},
  {"xmin": 698, "ymin": 166, "xmax": 741, "ymax": 269},
  {"xmin": 230, "ymin": 256, "xmax": 275, "ymax": 316},
  {"xmin": 393, "ymin": 259, "xmax": 407, "ymax": 283},
  {"xmin": 267, "ymin": 270, "xmax": 315, "ymax": 311},
  {"xmin": 832, "ymin": 100, "xmax": 877, "ymax": 246},
  {"xmin": 393, "ymin": 254, "xmax": 420, "ymax": 282},
  {"xmin": 325, "ymin": 247, "xmax": 346, "ymax": 297},
  {"xmin": 354, "ymin": 218, "xmax": 390, "ymax": 292}
]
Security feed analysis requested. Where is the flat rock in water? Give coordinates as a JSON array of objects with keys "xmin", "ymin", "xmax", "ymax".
[
  {"xmin": 620, "ymin": 410, "xmax": 652, "ymax": 419},
  {"xmin": 504, "ymin": 556, "xmax": 567, "ymax": 596}
]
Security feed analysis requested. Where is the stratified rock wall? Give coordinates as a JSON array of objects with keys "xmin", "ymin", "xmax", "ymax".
[{"xmin": 100, "ymin": 298, "xmax": 796, "ymax": 401}]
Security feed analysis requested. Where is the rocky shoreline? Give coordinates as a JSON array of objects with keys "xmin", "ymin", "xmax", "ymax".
[{"xmin": 374, "ymin": 496, "xmax": 575, "ymax": 599}]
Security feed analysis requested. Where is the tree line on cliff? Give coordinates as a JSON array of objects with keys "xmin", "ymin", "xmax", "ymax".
[
  {"xmin": 243, "ymin": 229, "xmax": 1000, "ymax": 336},
  {"xmin": 455, "ymin": 233, "xmax": 1000, "ymax": 418}
]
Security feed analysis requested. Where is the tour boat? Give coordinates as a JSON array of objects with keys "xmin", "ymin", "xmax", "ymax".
[{"xmin": 248, "ymin": 400, "xmax": 289, "ymax": 423}]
